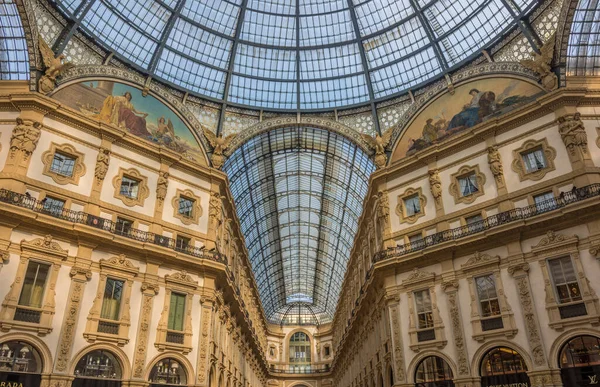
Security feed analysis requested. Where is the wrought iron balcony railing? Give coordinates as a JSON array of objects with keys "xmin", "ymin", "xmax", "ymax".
[
  {"xmin": 375, "ymin": 184, "xmax": 600, "ymax": 263},
  {"xmin": 0, "ymin": 189, "xmax": 224, "ymax": 264},
  {"xmin": 269, "ymin": 366, "xmax": 331, "ymax": 374}
]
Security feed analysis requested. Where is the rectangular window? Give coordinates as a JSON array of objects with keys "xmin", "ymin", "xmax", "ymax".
[
  {"xmin": 414, "ymin": 289, "xmax": 433, "ymax": 329},
  {"xmin": 534, "ymin": 191, "xmax": 556, "ymax": 211},
  {"xmin": 458, "ymin": 173, "xmax": 479, "ymax": 196},
  {"xmin": 178, "ymin": 197, "xmax": 194, "ymax": 218},
  {"xmin": 100, "ymin": 278, "xmax": 124, "ymax": 320},
  {"xmin": 466, "ymin": 214, "xmax": 484, "ymax": 232},
  {"xmin": 42, "ymin": 196, "xmax": 65, "ymax": 216},
  {"xmin": 120, "ymin": 176, "xmax": 140, "ymax": 199},
  {"xmin": 549, "ymin": 257, "xmax": 582, "ymax": 304},
  {"xmin": 176, "ymin": 235, "xmax": 190, "ymax": 251},
  {"xmin": 404, "ymin": 194, "xmax": 421, "ymax": 216},
  {"xmin": 522, "ymin": 148, "xmax": 547, "ymax": 173},
  {"xmin": 168, "ymin": 292, "xmax": 186, "ymax": 331},
  {"xmin": 115, "ymin": 217, "xmax": 133, "ymax": 235},
  {"xmin": 50, "ymin": 152, "xmax": 76, "ymax": 177},
  {"xmin": 475, "ymin": 275, "xmax": 501, "ymax": 317},
  {"xmin": 18, "ymin": 262, "xmax": 50, "ymax": 308}
]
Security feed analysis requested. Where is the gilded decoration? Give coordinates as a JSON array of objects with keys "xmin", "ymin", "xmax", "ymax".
[
  {"xmin": 511, "ymin": 138, "xmax": 557, "ymax": 181},
  {"xmin": 395, "ymin": 187, "xmax": 427, "ymax": 224},
  {"xmin": 449, "ymin": 165, "xmax": 486, "ymax": 205},
  {"xmin": 41, "ymin": 142, "xmax": 87, "ymax": 185},
  {"xmin": 361, "ymin": 128, "xmax": 393, "ymax": 169},
  {"xmin": 112, "ymin": 167, "xmax": 150, "ymax": 207},
  {"xmin": 38, "ymin": 36, "xmax": 74, "ymax": 94},
  {"xmin": 10, "ymin": 118, "xmax": 42, "ymax": 160},
  {"xmin": 172, "ymin": 189, "xmax": 203, "ymax": 226},
  {"xmin": 203, "ymin": 128, "xmax": 236, "ymax": 169},
  {"xmin": 520, "ymin": 33, "xmax": 558, "ymax": 91}
]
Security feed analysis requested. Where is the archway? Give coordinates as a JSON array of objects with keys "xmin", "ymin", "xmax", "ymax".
[
  {"xmin": 414, "ymin": 356, "xmax": 454, "ymax": 387},
  {"xmin": 289, "ymin": 331, "xmax": 311, "ymax": 372},
  {"xmin": 72, "ymin": 349, "xmax": 123, "ymax": 387},
  {"xmin": 0, "ymin": 340, "xmax": 43, "ymax": 387},
  {"xmin": 480, "ymin": 347, "xmax": 529, "ymax": 387},
  {"xmin": 559, "ymin": 335, "xmax": 600, "ymax": 386}
]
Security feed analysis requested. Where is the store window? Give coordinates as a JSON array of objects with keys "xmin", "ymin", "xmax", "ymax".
[
  {"xmin": 149, "ymin": 358, "xmax": 187, "ymax": 386},
  {"xmin": 480, "ymin": 347, "xmax": 529, "ymax": 387},
  {"xmin": 414, "ymin": 356, "xmax": 454, "ymax": 387},
  {"xmin": 0, "ymin": 341, "xmax": 43, "ymax": 387},
  {"xmin": 73, "ymin": 350, "xmax": 122, "ymax": 387},
  {"xmin": 559, "ymin": 335, "xmax": 600, "ymax": 386}
]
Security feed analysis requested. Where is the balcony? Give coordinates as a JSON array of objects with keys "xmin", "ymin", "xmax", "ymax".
[
  {"xmin": 0, "ymin": 189, "xmax": 224, "ymax": 264},
  {"xmin": 375, "ymin": 184, "xmax": 600, "ymax": 263},
  {"xmin": 270, "ymin": 365, "xmax": 331, "ymax": 374}
]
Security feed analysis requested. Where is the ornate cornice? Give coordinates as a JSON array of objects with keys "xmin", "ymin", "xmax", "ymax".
[{"xmin": 21, "ymin": 234, "xmax": 68, "ymax": 258}]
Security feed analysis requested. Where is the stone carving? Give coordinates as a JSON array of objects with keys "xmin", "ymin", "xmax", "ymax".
[
  {"xmin": 403, "ymin": 267, "xmax": 435, "ymax": 284},
  {"xmin": 446, "ymin": 290, "xmax": 469, "ymax": 375},
  {"xmin": 514, "ymin": 273, "xmax": 546, "ymax": 366},
  {"xmin": 156, "ymin": 171, "xmax": 169, "ymax": 202},
  {"xmin": 361, "ymin": 128, "xmax": 393, "ymax": 169},
  {"xmin": 100, "ymin": 254, "xmax": 138, "ymax": 270},
  {"xmin": 23, "ymin": 235, "xmax": 67, "ymax": 254},
  {"xmin": 376, "ymin": 191, "xmax": 389, "ymax": 234},
  {"xmin": 38, "ymin": 36, "xmax": 74, "ymax": 94},
  {"xmin": 428, "ymin": 169, "xmax": 442, "ymax": 206},
  {"xmin": 95, "ymin": 147, "xmax": 110, "ymax": 182},
  {"xmin": 558, "ymin": 113, "xmax": 589, "ymax": 157},
  {"xmin": 461, "ymin": 252, "xmax": 500, "ymax": 269},
  {"xmin": 209, "ymin": 191, "xmax": 223, "ymax": 228},
  {"xmin": 165, "ymin": 270, "xmax": 198, "ymax": 286},
  {"xmin": 533, "ymin": 230, "xmax": 575, "ymax": 248},
  {"xmin": 520, "ymin": 33, "xmax": 557, "ymax": 91},
  {"xmin": 389, "ymin": 303, "xmax": 405, "ymax": 381},
  {"xmin": 10, "ymin": 118, "xmax": 42, "ymax": 160},
  {"xmin": 203, "ymin": 128, "xmax": 236, "ymax": 169},
  {"xmin": 487, "ymin": 146, "xmax": 504, "ymax": 185},
  {"xmin": 55, "ymin": 269, "xmax": 91, "ymax": 371},
  {"xmin": 133, "ymin": 287, "xmax": 157, "ymax": 378}
]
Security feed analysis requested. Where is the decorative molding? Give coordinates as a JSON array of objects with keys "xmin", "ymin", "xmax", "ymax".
[
  {"xmin": 172, "ymin": 189, "xmax": 202, "ymax": 226},
  {"xmin": 531, "ymin": 230, "xmax": 578, "ymax": 253},
  {"xmin": 428, "ymin": 169, "xmax": 443, "ymax": 211},
  {"xmin": 165, "ymin": 270, "xmax": 198, "ymax": 289},
  {"xmin": 156, "ymin": 171, "xmax": 169, "ymax": 202},
  {"xmin": 449, "ymin": 165, "xmax": 486, "ymax": 205},
  {"xmin": 21, "ymin": 235, "xmax": 68, "ymax": 258},
  {"xmin": 461, "ymin": 252, "xmax": 501, "ymax": 272},
  {"xmin": 395, "ymin": 187, "xmax": 427, "ymax": 224},
  {"xmin": 445, "ymin": 288, "xmax": 470, "ymax": 375},
  {"xmin": 401, "ymin": 267, "xmax": 435, "ymax": 288},
  {"xmin": 112, "ymin": 167, "xmax": 150, "ymax": 207},
  {"xmin": 132, "ymin": 281, "xmax": 159, "ymax": 378},
  {"xmin": 99, "ymin": 254, "xmax": 140, "ymax": 276},
  {"xmin": 487, "ymin": 145, "xmax": 506, "ymax": 190},
  {"xmin": 558, "ymin": 112, "xmax": 591, "ymax": 165},
  {"xmin": 41, "ymin": 142, "xmax": 87, "ymax": 185},
  {"xmin": 511, "ymin": 138, "xmax": 557, "ymax": 182}
]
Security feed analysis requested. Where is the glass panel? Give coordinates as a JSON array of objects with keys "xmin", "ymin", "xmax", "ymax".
[
  {"xmin": 178, "ymin": 197, "xmax": 194, "ymax": 218},
  {"xmin": 404, "ymin": 195, "xmax": 421, "ymax": 216},
  {"xmin": 414, "ymin": 289, "xmax": 433, "ymax": 329},
  {"xmin": 458, "ymin": 173, "xmax": 479, "ymax": 196},
  {"xmin": 522, "ymin": 148, "xmax": 547, "ymax": 173},
  {"xmin": 115, "ymin": 217, "xmax": 133, "ymax": 235},
  {"xmin": 18, "ymin": 262, "xmax": 50, "ymax": 308},
  {"xmin": 168, "ymin": 293, "xmax": 186, "ymax": 331},
  {"xmin": 50, "ymin": 152, "xmax": 76, "ymax": 176},
  {"xmin": 480, "ymin": 347, "xmax": 527, "ymax": 376},
  {"xmin": 42, "ymin": 197, "xmax": 66, "ymax": 216},
  {"xmin": 0, "ymin": 1, "xmax": 30, "ymax": 81},
  {"xmin": 415, "ymin": 356, "xmax": 453, "ymax": 382},
  {"xmin": 100, "ymin": 278, "xmax": 124, "ymax": 320},
  {"xmin": 0, "ymin": 341, "xmax": 42, "ymax": 373},
  {"xmin": 559, "ymin": 335, "xmax": 600, "ymax": 367},
  {"xmin": 149, "ymin": 358, "xmax": 187, "ymax": 385},
  {"xmin": 74, "ymin": 350, "xmax": 122, "ymax": 379},
  {"xmin": 120, "ymin": 176, "xmax": 139, "ymax": 198},
  {"xmin": 549, "ymin": 257, "xmax": 582, "ymax": 304},
  {"xmin": 475, "ymin": 275, "xmax": 500, "ymax": 317}
]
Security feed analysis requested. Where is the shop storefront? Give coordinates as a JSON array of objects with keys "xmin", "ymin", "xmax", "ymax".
[
  {"xmin": 480, "ymin": 347, "xmax": 530, "ymax": 387},
  {"xmin": 72, "ymin": 350, "xmax": 122, "ymax": 387},
  {"xmin": 415, "ymin": 356, "xmax": 454, "ymax": 387},
  {"xmin": 559, "ymin": 335, "xmax": 600, "ymax": 386},
  {"xmin": 149, "ymin": 358, "xmax": 187, "ymax": 387},
  {"xmin": 0, "ymin": 341, "xmax": 43, "ymax": 387}
]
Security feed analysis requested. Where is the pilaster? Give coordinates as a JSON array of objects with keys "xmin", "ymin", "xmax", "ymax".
[
  {"xmin": 441, "ymin": 280, "xmax": 470, "ymax": 377},
  {"xmin": 132, "ymin": 278, "xmax": 160, "ymax": 378}
]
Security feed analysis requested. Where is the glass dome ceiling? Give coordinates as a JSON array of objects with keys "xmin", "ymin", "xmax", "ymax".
[{"xmin": 54, "ymin": 0, "xmax": 539, "ymax": 111}]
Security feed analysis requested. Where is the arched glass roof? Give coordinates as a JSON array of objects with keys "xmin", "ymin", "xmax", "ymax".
[
  {"xmin": 223, "ymin": 126, "xmax": 374, "ymax": 324},
  {"xmin": 0, "ymin": 0, "xmax": 29, "ymax": 80},
  {"xmin": 54, "ymin": 0, "xmax": 539, "ymax": 111},
  {"xmin": 566, "ymin": 0, "xmax": 600, "ymax": 76}
]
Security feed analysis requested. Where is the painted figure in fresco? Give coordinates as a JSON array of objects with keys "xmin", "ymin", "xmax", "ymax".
[
  {"xmin": 407, "ymin": 83, "xmax": 535, "ymax": 154},
  {"xmin": 99, "ymin": 92, "xmax": 151, "ymax": 137}
]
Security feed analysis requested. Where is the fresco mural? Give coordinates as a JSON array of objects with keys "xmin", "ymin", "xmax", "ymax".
[
  {"xmin": 391, "ymin": 78, "xmax": 545, "ymax": 162},
  {"xmin": 53, "ymin": 81, "xmax": 206, "ymax": 164}
]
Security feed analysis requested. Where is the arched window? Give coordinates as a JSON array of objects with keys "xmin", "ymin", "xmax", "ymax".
[
  {"xmin": 480, "ymin": 347, "xmax": 529, "ymax": 387},
  {"xmin": 0, "ymin": 341, "xmax": 43, "ymax": 386},
  {"xmin": 289, "ymin": 332, "xmax": 311, "ymax": 372},
  {"xmin": 73, "ymin": 350, "xmax": 122, "ymax": 387},
  {"xmin": 149, "ymin": 358, "xmax": 187, "ymax": 386},
  {"xmin": 414, "ymin": 356, "xmax": 454, "ymax": 387},
  {"xmin": 559, "ymin": 335, "xmax": 600, "ymax": 386}
]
